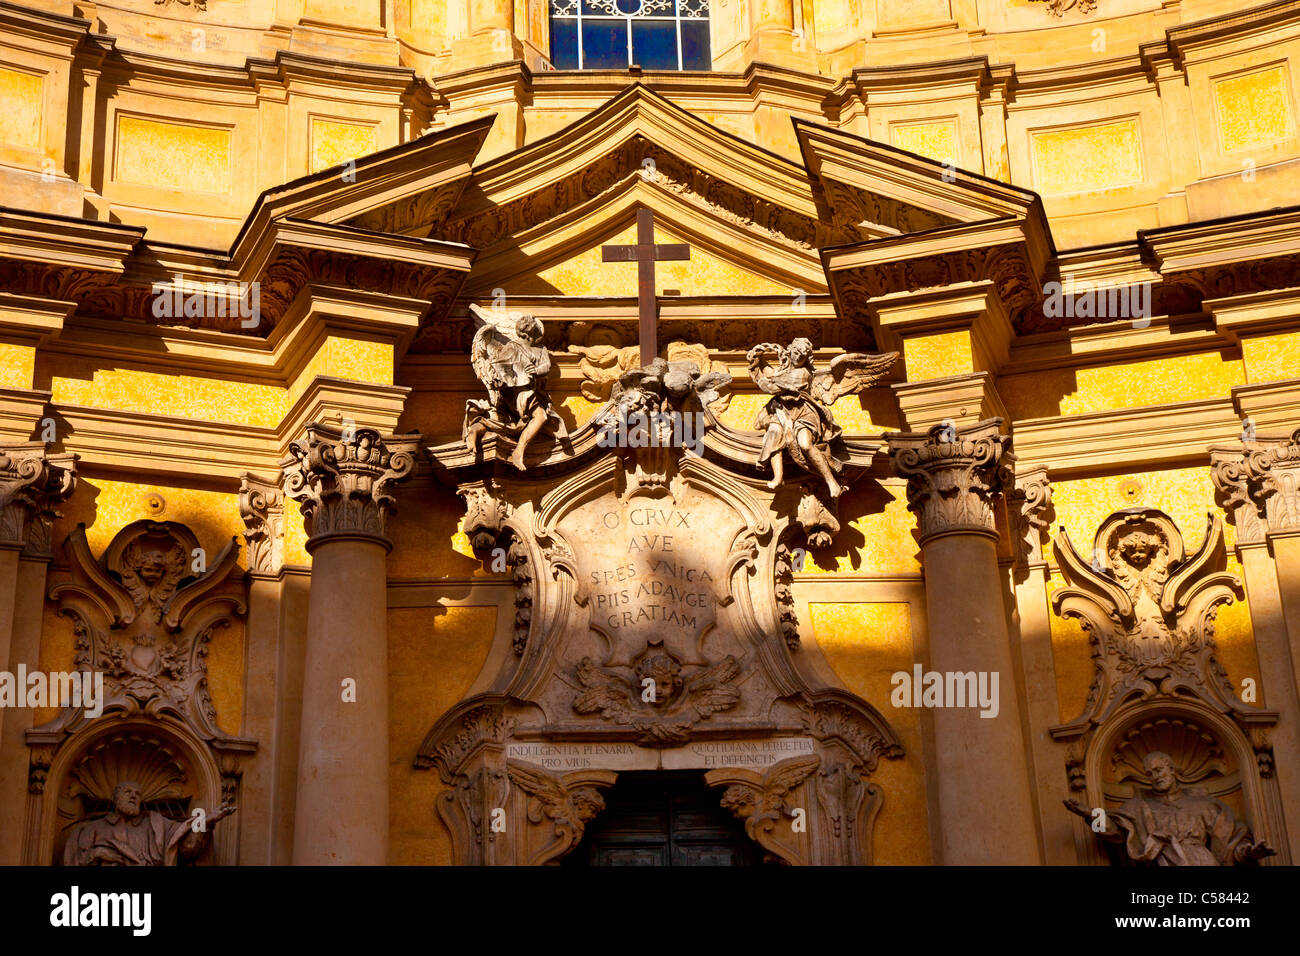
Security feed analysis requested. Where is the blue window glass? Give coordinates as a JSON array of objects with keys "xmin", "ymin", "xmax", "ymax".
[
  {"xmin": 548, "ymin": 0, "xmax": 711, "ymax": 71},
  {"xmin": 630, "ymin": 21, "xmax": 677, "ymax": 71},
  {"xmin": 551, "ymin": 17, "xmax": 579, "ymax": 69}
]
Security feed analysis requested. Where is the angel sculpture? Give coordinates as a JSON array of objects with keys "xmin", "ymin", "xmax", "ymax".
[
  {"xmin": 505, "ymin": 762, "xmax": 607, "ymax": 863},
  {"xmin": 464, "ymin": 303, "xmax": 564, "ymax": 470},
  {"xmin": 746, "ymin": 338, "xmax": 897, "ymax": 499},
  {"xmin": 719, "ymin": 754, "xmax": 821, "ymax": 838}
]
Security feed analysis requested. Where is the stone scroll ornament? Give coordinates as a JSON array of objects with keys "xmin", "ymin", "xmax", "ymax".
[
  {"xmin": 464, "ymin": 303, "xmax": 568, "ymax": 471},
  {"xmin": 746, "ymin": 339, "xmax": 896, "ymax": 500},
  {"xmin": 1052, "ymin": 508, "xmax": 1249, "ymax": 721},
  {"xmin": 45, "ymin": 521, "xmax": 247, "ymax": 738}
]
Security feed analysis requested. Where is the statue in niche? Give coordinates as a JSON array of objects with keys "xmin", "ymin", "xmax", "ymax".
[
  {"xmin": 62, "ymin": 780, "xmax": 235, "ymax": 866},
  {"xmin": 746, "ymin": 339, "xmax": 896, "ymax": 499},
  {"xmin": 1065, "ymin": 752, "xmax": 1274, "ymax": 866},
  {"xmin": 464, "ymin": 304, "xmax": 565, "ymax": 470}
]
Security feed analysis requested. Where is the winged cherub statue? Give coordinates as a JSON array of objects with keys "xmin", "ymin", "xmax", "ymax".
[
  {"xmin": 464, "ymin": 303, "xmax": 565, "ymax": 470},
  {"xmin": 746, "ymin": 338, "xmax": 897, "ymax": 499}
]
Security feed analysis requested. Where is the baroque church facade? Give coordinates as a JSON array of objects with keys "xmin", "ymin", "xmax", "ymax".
[{"xmin": 0, "ymin": 0, "xmax": 1298, "ymax": 866}]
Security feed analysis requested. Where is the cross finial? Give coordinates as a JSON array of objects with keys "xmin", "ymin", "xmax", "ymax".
[{"xmin": 601, "ymin": 208, "xmax": 689, "ymax": 367}]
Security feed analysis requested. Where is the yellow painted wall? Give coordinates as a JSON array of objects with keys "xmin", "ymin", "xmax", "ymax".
[
  {"xmin": 388, "ymin": 605, "xmax": 498, "ymax": 864},
  {"xmin": 1000, "ymin": 352, "xmax": 1245, "ymax": 420},
  {"xmin": 810, "ymin": 601, "xmax": 931, "ymax": 865}
]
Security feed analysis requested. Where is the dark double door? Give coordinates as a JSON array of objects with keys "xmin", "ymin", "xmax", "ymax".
[{"xmin": 564, "ymin": 771, "xmax": 762, "ymax": 866}]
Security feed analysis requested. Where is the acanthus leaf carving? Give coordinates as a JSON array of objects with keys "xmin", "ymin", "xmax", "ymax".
[
  {"xmin": 887, "ymin": 418, "xmax": 1012, "ymax": 542},
  {"xmin": 0, "ymin": 443, "xmax": 78, "ymax": 557},
  {"xmin": 281, "ymin": 423, "xmax": 419, "ymax": 546}
]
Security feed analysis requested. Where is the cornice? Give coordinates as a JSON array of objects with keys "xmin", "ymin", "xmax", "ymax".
[
  {"xmin": 458, "ymin": 84, "xmax": 818, "ymax": 218},
  {"xmin": 1165, "ymin": 0, "xmax": 1300, "ymax": 60},
  {"xmin": 1140, "ymin": 206, "xmax": 1300, "ymax": 273},
  {"xmin": 54, "ymin": 403, "xmax": 280, "ymax": 482},
  {"xmin": 0, "ymin": 0, "xmax": 89, "ymax": 43},
  {"xmin": 1011, "ymin": 397, "xmax": 1240, "ymax": 475},
  {"xmin": 0, "ymin": 208, "xmax": 143, "ymax": 272},
  {"xmin": 1003, "ymin": 314, "xmax": 1232, "ymax": 376}
]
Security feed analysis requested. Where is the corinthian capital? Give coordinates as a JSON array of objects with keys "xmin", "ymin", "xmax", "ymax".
[
  {"xmin": 887, "ymin": 419, "xmax": 1012, "ymax": 543},
  {"xmin": 239, "ymin": 472, "xmax": 285, "ymax": 574},
  {"xmin": 280, "ymin": 424, "xmax": 419, "ymax": 549},
  {"xmin": 1211, "ymin": 427, "xmax": 1300, "ymax": 545},
  {"xmin": 0, "ymin": 443, "xmax": 77, "ymax": 557}
]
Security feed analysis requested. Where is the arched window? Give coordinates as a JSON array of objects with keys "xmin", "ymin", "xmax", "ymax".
[{"xmin": 549, "ymin": 0, "xmax": 710, "ymax": 71}]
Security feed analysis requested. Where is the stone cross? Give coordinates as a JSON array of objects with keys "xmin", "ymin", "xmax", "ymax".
[{"xmin": 601, "ymin": 207, "xmax": 689, "ymax": 367}]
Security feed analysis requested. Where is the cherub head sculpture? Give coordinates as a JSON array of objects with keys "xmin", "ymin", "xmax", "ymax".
[
  {"xmin": 515, "ymin": 312, "xmax": 544, "ymax": 346},
  {"xmin": 634, "ymin": 642, "xmax": 683, "ymax": 708}
]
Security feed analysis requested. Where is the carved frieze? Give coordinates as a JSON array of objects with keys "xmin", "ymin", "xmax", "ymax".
[
  {"xmin": 281, "ymin": 423, "xmax": 419, "ymax": 547},
  {"xmin": 887, "ymin": 419, "xmax": 1012, "ymax": 543}
]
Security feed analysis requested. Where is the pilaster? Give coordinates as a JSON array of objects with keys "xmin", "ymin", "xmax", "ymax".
[{"xmin": 1211, "ymin": 429, "xmax": 1300, "ymax": 855}]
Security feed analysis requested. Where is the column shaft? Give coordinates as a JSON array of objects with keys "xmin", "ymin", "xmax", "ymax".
[
  {"xmin": 921, "ymin": 533, "xmax": 1040, "ymax": 863},
  {"xmin": 292, "ymin": 537, "xmax": 390, "ymax": 865}
]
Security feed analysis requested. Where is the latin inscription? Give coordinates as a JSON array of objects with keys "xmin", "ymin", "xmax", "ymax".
[
  {"xmin": 506, "ymin": 737, "xmax": 815, "ymax": 772},
  {"xmin": 588, "ymin": 505, "xmax": 714, "ymax": 635}
]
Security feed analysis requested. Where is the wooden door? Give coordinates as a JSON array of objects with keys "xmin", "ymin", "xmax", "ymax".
[{"xmin": 564, "ymin": 771, "xmax": 761, "ymax": 866}]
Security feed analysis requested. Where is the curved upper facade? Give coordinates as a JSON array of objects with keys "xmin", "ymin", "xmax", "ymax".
[{"xmin": 1, "ymin": 0, "xmax": 1297, "ymax": 248}]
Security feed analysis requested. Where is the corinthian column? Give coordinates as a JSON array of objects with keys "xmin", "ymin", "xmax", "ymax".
[
  {"xmin": 888, "ymin": 419, "xmax": 1039, "ymax": 864},
  {"xmin": 281, "ymin": 424, "xmax": 418, "ymax": 865}
]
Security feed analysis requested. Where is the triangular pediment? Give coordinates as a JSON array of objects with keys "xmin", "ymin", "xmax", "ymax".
[{"xmin": 457, "ymin": 177, "xmax": 826, "ymax": 298}]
